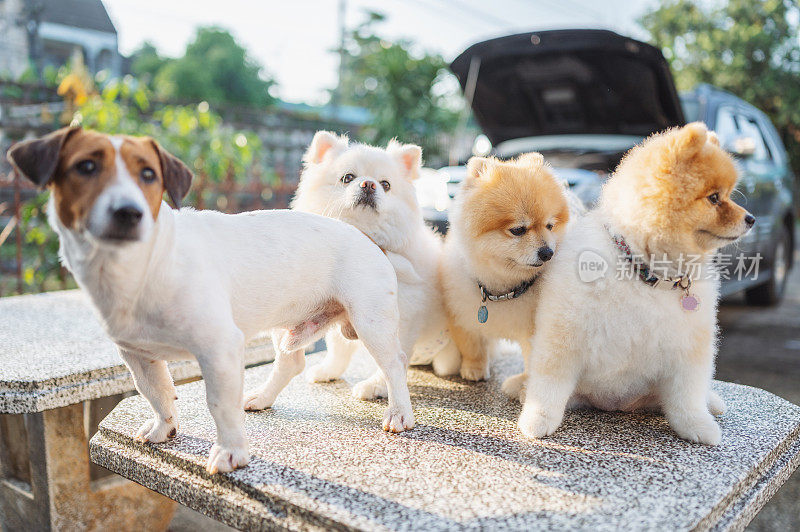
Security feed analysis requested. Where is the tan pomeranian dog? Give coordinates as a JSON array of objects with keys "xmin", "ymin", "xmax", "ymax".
[
  {"xmin": 440, "ymin": 153, "xmax": 571, "ymax": 394},
  {"xmin": 518, "ymin": 123, "xmax": 755, "ymax": 445}
]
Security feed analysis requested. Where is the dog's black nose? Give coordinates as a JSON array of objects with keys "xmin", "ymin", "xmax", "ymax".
[
  {"xmin": 538, "ymin": 246, "xmax": 554, "ymax": 262},
  {"xmin": 744, "ymin": 214, "xmax": 755, "ymax": 227},
  {"xmin": 360, "ymin": 180, "xmax": 377, "ymax": 192},
  {"xmin": 112, "ymin": 205, "xmax": 143, "ymax": 227}
]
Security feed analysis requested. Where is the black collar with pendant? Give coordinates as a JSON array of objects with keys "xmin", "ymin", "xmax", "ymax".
[
  {"xmin": 476, "ymin": 276, "xmax": 538, "ymax": 323},
  {"xmin": 606, "ymin": 225, "xmax": 700, "ymax": 312},
  {"xmin": 478, "ymin": 277, "xmax": 537, "ymax": 301}
]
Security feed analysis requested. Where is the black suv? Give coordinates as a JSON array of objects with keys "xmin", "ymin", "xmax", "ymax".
[{"xmin": 421, "ymin": 29, "xmax": 794, "ymax": 305}]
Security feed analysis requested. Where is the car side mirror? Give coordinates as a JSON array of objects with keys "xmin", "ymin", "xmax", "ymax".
[{"xmin": 725, "ymin": 136, "xmax": 756, "ymax": 158}]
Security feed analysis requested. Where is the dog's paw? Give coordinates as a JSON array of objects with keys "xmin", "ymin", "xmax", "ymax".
[
  {"xmin": 670, "ymin": 412, "xmax": 721, "ymax": 445},
  {"xmin": 707, "ymin": 390, "xmax": 726, "ymax": 416},
  {"xmin": 460, "ymin": 363, "xmax": 490, "ymax": 381},
  {"xmin": 501, "ymin": 373, "xmax": 527, "ymax": 402},
  {"xmin": 205, "ymin": 443, "xmax": 250, "ymax": 474},
  {"xmin": 518, "ymin": 404, "xmax": 563, "ymax": 439},
  {"xmin": 243, "ymin": 391, "xmax": 273, "ymax": 411},
  {"xmin": 382, "ymin": 406, "xmax": 415, "ymax": 433},
  {"xmin": 135, "ymin": 416, "xmax": 178, "ymax": 443},
  {"xmin": 352, "ymin": 378, "xmax": 388, "ymax": 400},
  {"xmin": 306, "ymin": 363, "xmax": 342, "ymax": 383}
]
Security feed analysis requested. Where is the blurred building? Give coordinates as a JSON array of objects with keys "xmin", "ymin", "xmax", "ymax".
[
  {"xmin": 0, "ymin": 0, "xmax": 121, "ymax": 79},
  {"xmin": 0, "ymin": 0, "xmax": 29, "ymax": 77}
]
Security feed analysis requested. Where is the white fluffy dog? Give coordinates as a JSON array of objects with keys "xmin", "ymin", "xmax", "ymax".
[
  {"xmin": 292, "ymin": 131, "xmax": 461, "ymax": 399},
  {"xmin": 518, "ymin": 123, "xmax": 755, "ymax": 445}
]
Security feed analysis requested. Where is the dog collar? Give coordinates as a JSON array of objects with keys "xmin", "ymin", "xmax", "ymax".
[
  {"xmin": 476, "ymin": 277, "xmax": 537, "ymax": 324},
  {"xmin": 606, "ymin": 226, "xmax": 700, "ymax": 312}
]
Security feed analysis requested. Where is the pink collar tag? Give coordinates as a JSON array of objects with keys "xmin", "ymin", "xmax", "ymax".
[{"xmin": 681, "ymin": 293, "xmax": 700, "ymax": 312}]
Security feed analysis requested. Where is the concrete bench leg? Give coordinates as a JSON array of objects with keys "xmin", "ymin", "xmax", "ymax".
[{"xmin": 0, "ymin": 400, "xmax": 175, "ymax": 531}]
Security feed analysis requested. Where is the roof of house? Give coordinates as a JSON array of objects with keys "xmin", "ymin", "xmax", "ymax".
[{"xmin": 41, "ymin": 0, "xmax": 117, "ymax": 34}]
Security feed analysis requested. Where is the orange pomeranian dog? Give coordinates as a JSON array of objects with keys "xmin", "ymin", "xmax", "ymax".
[
  {"xmin": 518, "ymin": 122, "xmax": 755, "ymax": 445},
  {"xmin": 440, "ymin": 153, "xmax": 575, "ymax": 396}
]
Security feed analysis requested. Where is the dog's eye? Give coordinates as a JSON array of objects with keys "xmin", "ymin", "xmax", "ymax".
[
  {"xmin": 140, "ymin": 167, "xmax": 157, "ymax": 183},
  {"xmin": 708, "ymin": 192, "xmax": 720, "ymax": 205},
  {"xmin": 380, "ymin": 180, "xmax": 390, "ymax": 192},
  {"xmin": 509, "ymin": 226, "xmax": 527, "ymax": 236},
  {"xmin": 75, "ymin": 160, "xmax": 97, "ymax": 175},
  {"xmin": 546, "ymin": 223, "xmax": 554, "ymax": 231},
  {"xmin": 341, "ymin": 173, "xmax": 356, "ymax": 184}
]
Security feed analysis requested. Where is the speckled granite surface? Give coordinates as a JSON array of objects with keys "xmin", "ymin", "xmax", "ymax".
[
  {"xmin": 0, "ymin": 290, "xmax": 273, "ymax": 413},
  {"xmin": 90, "ymin": 350, "xmax": 800, "ymax": 531}
]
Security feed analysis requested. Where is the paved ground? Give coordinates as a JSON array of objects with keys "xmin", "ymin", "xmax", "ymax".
[
  {"xmin": 168, "ymin": 263, "xmax": 800, "ymax": 531},
  {"xmin": 716, "ymin": 259, "xmax": 800, "ymax": 531}
]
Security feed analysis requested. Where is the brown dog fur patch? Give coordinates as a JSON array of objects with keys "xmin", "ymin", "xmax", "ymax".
[
  {"xmin": 460, "ymin": 154, "xmax": 571, "ymax": 260},
  {"xmin": 120, "ymin": 137, "xmax": 168, "ymax": 219},
  {"xmin": 51, "ymin": 131, "xmax": 118, "ymax": 229},
  {"xmin": 49, "ymin": 131, "xmax": 171, "ymax": 228},
  {"xmin": 462, "ymin": 154, "xmax": 570, "ymax": 243}
]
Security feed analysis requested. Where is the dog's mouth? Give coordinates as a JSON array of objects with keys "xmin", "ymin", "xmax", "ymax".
[
  {"xmin": 511, "ymin": 258, "xmax": 544, "ymax": 269},
  {"xmin": 697, "ymin": 229, "xmax": 742, "ymax": 242},
  {"xmin": 353, "ymin": 192, "xmax": 378, "ymax": 210},
  {"xmin": 98, "ymin": 231, "xmax": 141, "ymax": 244},
  {"xmin": 91, "ymin": 224, "xmax": 145, "ymax": 244}
]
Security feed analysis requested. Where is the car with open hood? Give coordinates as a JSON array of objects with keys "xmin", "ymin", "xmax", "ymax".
[{"xmin": 416, "ymin": 29, "xmax": 794, "ymax": 305}]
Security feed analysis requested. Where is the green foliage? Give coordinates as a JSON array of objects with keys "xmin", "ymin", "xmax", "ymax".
[
  {"xmin": 640, "ymin": 0, "xmax": 800, "ymax": 171},
  {"xmin": 0, "ymin": 191, "xmax": 72, "ymax": 296},
  {"xmin": 18, "ymin": 192, "xmax": 65, "ymax": 292},
  {"xmin": 335, "ymin": 11, "xmax": 462, "ymax": 159},
  {"xmin": 131, "ymin": 27, "xmax": 276, "ymax": 107},
  {"xmin": 75, "ymin": 77, "xmax": 263, "ymax": 194},
  {"xmin": 130, "ymin": 42, "xmax": 169, "ymax": 85},
  {"xmin": 15, "ymin": 64, "xmax": 41, "ymax": 84}
]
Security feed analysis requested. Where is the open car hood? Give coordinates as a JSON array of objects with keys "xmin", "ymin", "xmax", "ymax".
[{"xmin": 450, "ymin": 29, "xmax": 685, "ymax": 145}]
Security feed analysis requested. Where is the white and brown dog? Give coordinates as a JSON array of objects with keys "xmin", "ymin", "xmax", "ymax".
[{"xmin": 7, "ymin": 126, "xmax": 415, "ymax": 474}]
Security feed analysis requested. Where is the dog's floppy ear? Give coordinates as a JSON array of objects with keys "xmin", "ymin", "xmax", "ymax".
[
  {"xmin": 387, "ymin": 139, "xmax": 422, "ymax": 181},
  {"xmin": 6, "ymin": 126, "xmax": 81, "ymax": 187},
  {"xmin": 149, "ymin": 139, "xmax": 193, "ymax": 208},
  {"xmin": 304, "ymin": 131, "xmax": 348, "ymax": 164}
]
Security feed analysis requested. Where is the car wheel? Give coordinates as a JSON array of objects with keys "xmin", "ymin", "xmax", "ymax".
[{"xmin": 745, "ymin": 225, "xmax": 792, "ymax": 306}]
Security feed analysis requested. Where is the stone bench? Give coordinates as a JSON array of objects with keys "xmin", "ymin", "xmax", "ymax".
[
  {"xmin": 90, "ymin": 350, "xmax": 800, "ymax": 531},
  {"xmin": 0, "ymin": 290, "xmax": 273, "ymax": 531}
]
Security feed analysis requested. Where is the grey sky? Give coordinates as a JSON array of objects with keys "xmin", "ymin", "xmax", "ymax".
[{"xmin": 102, "ymin": 0, "xmax": 656, "ymax": 104}]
